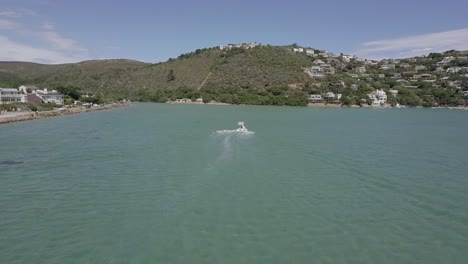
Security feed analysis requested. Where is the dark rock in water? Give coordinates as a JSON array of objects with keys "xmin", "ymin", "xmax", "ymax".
[{"xmin": 0, "ymin": 160, "xmax": 24, "ymax": 165}]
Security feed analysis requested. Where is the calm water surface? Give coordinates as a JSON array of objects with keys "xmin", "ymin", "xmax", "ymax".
[{"xmin": 1, "ymin": 103, "xmax": 467, "ymax": 264}]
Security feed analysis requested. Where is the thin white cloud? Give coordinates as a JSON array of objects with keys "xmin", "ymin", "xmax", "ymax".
[
  {"xmin": 354, "ymin": 28, "xmax": 468, "ymax": 59},
  {"xmin": 0, "ymin": 19, "xmax": 21, "ymax": 30},
  {"xmin": 0, "ymin": 10, "xmax": 21, "ymax": 18},
  {"xmin": 0, "ymin": 35, "xmax": 89, "ymax": 64},
  {"xmin": 18, "ymin": 8, "xmax": 38, "ymax": 17},
  {"xmin": 37, "ymin": 30, "xmax": 89, "ymax": 54},
  {"xmin": 41, "ymin": 22, "xmax": 54, "ymax": 30},
  {"xmin": 0, "ymin": 9, "xmax": 91, "ymax": 63}
]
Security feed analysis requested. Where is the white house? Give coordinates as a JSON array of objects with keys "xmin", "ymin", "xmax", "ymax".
[
  {"xmin": 388, "ymin": 89, "xmax": 399, "ymax": 97},
  {"xmin": 0, "ymin": 88, "xmax": 26, "ymax": 104},
  {"xmin": 325, "ymin": 92, "xmax": 336, "ymax": 100},
  {"xmin": 415, "ymin": 65, "xmax": 427, "ymax": 71},
  {"xmin": 355, "ymin": 66, "xmax": 366, "ymax": 73},
  {"xmin": 437, "ymin": 56, "xmax": 455, "ymax": 65},
  {"xmin": 365, "ymin": 60, "xmax": 379, "ymax": 66},
  {"xmin": 292, "ymin": 48, "xmax": 304, "ymax": 53},
  {"xmin": 309, "ymin": 66, "xmax": 323, "ymax": 77},
  {"xmin": 342, "ymin": 55, "xmax": 354, "ymax": 62},
  {"xmin": 380, "ymin": 64, "xmax": 395, "ymax": 70},
  {"xmin": 321, "ymin": 64, "xmax": 335, "ymax": 74},
  {"xmin": 368, "ymin": 89, "xmax": 387, "ymax": 107},
  {"xmin": 447, "ymin": 67, "xmax": 463, "ymax": 74},
  {"xmin": 313, "ymin": 59, "xmax": 325, "ymax": 65},
  {"xmin": 18, "ymin": 85, "xmax": 39, "ymax": 94},
  {"xmin": 220, "ymin": 43, "xmax": 257, "ymax": 50},
  {"xmin": 36, "ymin": 89, "xmax": 64, "ymax": 105},
  {"xmin": 308, "ymin": 94, "xmax": 322, "ymax": 103},
  {"xmin": 305, "ymin": 49, "xmax": 315, "ymax": 56}
]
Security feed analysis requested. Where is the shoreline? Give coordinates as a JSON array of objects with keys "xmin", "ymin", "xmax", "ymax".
[
  {"xmin": 166, "ymin": 101, "xmax": 231, "ymax": 106},
  {"xmin": 166, "ymin": 101, "xmax": 468, "ymax": 110},
  {"xmin": 0, "ymin": 103, "xmax": 132, "ymax": 125}
]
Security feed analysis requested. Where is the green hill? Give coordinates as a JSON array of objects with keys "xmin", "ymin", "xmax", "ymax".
[
  {"xmin": 0, "ymin": 45, "xmax": 314, "ymax": 105},
  {"xmin": 1, "ymin": 46, "xmax": 467, "ymax": 107}
]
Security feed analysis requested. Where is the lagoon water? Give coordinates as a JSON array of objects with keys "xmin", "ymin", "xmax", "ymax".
[{"xmin": 1, "ymin": 103, "xmax": 468, "ymax": 264}]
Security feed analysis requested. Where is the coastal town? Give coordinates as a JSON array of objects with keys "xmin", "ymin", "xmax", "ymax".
[
  {"xmin": 1, "ymin": 45, "xmax": 468, "ymax": 113},
  {"xmin": 0, "ymin": 85, "xmax": 65, "ymax": 106},
  {"xmin": 294, "ymin": 47, "xmax": 468, "ymax": 108},
  {"xmin": 0, "ymin": 85, "xmax": 130, "ymax": 124},
  {"xmin": 162, "ymin": 43, "xmax": 468, "ymax": 108}
]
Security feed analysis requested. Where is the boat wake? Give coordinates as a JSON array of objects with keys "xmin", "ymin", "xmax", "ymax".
[
  {"xmin": 215, "ymin": 121, "xmax": 255, "ymax": 135},
  {"xmin": 215, "ymin": 129, "xmax": 255, "ymax": 135}
]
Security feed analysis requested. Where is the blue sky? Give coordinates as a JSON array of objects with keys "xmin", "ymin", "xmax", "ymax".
[{"xmin": 1, "ymin": 0, "xmax": 468, "ymax": 64}]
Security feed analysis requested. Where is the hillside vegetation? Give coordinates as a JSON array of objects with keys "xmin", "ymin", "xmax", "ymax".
[{"xmin": 1, "ymin": 45, "xmax": 467, "ymax": 107}]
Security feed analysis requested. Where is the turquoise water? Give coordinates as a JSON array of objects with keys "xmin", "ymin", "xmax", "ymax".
[{"xmin": 1, "ymin": 103, "xmax": 467, "ymax": 264}]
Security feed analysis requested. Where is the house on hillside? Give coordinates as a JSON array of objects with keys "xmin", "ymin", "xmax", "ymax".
[
  {"xmin": 335, "ymin": 62, "xmax": 347, "ymax": 70},
  {"xmin": 321, "ymin": 64, "xmax": 335, "ymax": 74},
  {"xmin": 390, "ymin": 73, "xmax": 401, "ymax": 78},
  {"xmin": 0, "ymin": 88, "xmax": 26, "ymax": 104},
  {"xmin": 220, "ymin": 43, "xmax": 257, "ymax": 50},
  {"xmin": 355, "ymin": 66, "xmax": 366, "ymax": 73},
  {"xmin": 368, "ymin": 89, "xmax": 387, "ymax": 107},
  {"xmin": 313, "ymin": 59, "xmax": 325, "ymax": 65},
  {"xmin": 437, "ymin": 56, "xmax": 455, "ymax": 65},
  {"xmin": 364, "ymin": 59, "xmax": 378, "ymax": 65},
  {"xmin": 309, "ymin": 66, "xmax": 324, "ymax": 78},
  {"xmin": 411, "ymin": 74, "xmax": 434, "ymax": 80},
  {"xmin": 449, "ymin": 81, "xmax": 462, "ymax": 89},
  {"xmin": 415, "ymin": 65, "xmax": 427, "ymax": 71},
  {"xmin": 36, "ymin": 89, "xmax": 64, "ymax": 105},
  {"xmin": 331, "ymin": 81, "xmax": 346, "ymax": 88},
  {"xmin": 325, "ymin": 92, "xmax": 336, "ymax": 100},
  {"xmin": 18, "ymin": 85, "xmax": 39, "ymax": 94},
  {"xmin": 324, "ymin": 92, "xmax": 341, "ymax": 102},
  {"xmin": 293, "ymin": 48, "xmax": 304, "ymax": 53},
  {"xmin": 380, "ymin": 64, "xmax": 395, "ymax": 70},
  {"xmin": 309, "ymin": 65, "xmax": 335, "ymax": 77},
  {"xmin": 305, "ymin": 49, "xmax": 315, "ymax": 56},
  {"xmin": 447, "ymin": 67, "xmax": 463, "ymax": 74},
  {"xmin": 242, "ymin": 43, "xmax": 257, "ymax": 49},
  {"xmin": 319, "ymin": 52, "xmax": 328, "ymax": 58},
  {"xmin": 388, "ymin": 89, "xmax": 399, "ymax": 97},
  {"xmin": 308, "ymin": 94, "xmax": 322, "ymax": 103},
  {"xmin": 342, "ymin": 55, "xmax": 354, "ymax": 62}
]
